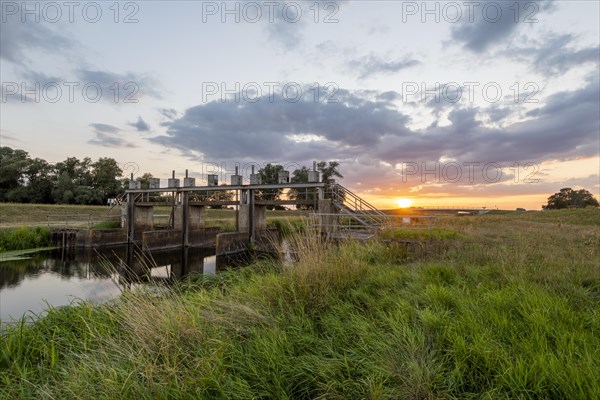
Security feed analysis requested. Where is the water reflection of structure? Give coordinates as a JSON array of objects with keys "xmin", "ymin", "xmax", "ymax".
[
  {"xmin": 109, "ymin": 245, "xmax": 218, "ymax": 287},
  {"xmin": 0, "ymin": 246, "xmax": 221, "ymax": 290},
  {"xmin": 0, "ymin": 244, "xmax": 275, "ymax": 297}
]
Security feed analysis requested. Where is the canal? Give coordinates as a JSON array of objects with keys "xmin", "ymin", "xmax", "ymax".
[{"xmin": 0, "ymin": 245, "xmax": 245, "ymax": 322}]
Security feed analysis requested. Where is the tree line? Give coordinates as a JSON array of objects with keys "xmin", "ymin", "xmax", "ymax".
[
  {"xmin": 0, "ymin": 147, "xmax": 342, "ymax": 208},
  {"xmin": 0, "ymin": 147, "xmax": 123, "ymax": 205}
]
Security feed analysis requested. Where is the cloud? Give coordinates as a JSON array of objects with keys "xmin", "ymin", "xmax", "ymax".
[
  {"xmin": 486, "ymin": 106, "xmax": 512, "ymax": 123},
  {"xmin": 348, "ymin": 55, "xmax": 421, "ymax": 79},
  {"xmin": 0, "ymin": 17, "xmax": 74, "ymax": 65},
  {"xmin": 129, "ymin": 116, "xmax": 151, "ymax": 132},
  {"xmin": 0, "ymin": 131, "xmax": 22, "ymax": 145},
  {"xmin": 88, "ymin": 123, "xmax": 135, "ymax": 148},
  {"xmin": 76, "ymin": 69, "xmax": 162, "ymax": 102},
  {"xmin": 508, "ymin": 34, "xmax": 599, "ymax": 76},
  {"xmin": 152, "ymin": 76, "xmax": 598, "ymax": 180},
  {"xmin": 151, "ymin": 85, "xmax": 412, "ymax": 161},
  {"xmin": 0, "ymin": 18, "xmax": 162, "ymax": 106},
  {"xmin": 89, "ymin": 123, "xmax": 120, "ymax": 134},
  {"xmin": 263, "ymin": 1, "xmax": 347, "ymax": 49},
  {"xmin": 451, "ymin": 0, "xmax": 555, "ymax": 53},
  {"xmin": 159, "ymin": 108, "xmax": 178, "ymax": 120}
]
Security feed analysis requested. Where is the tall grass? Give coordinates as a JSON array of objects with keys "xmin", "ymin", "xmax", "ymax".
[
  {"xmin": 0, "ymin": 227, "xmax": 51, "ymax": 252},
  {"xmin": 0, "ymin": 210, "xmax": 599, "ymax": 399}
]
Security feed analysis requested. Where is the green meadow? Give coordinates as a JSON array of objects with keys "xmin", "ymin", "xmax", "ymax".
[{"xmin": 0, "ymin": 208, "xmax": 599, "ymax": 399}]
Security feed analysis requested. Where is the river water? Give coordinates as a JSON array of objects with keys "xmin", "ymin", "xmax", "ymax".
[{"xmin": 0, "ymin": 246, "xmax": 231, "ymax": 322}]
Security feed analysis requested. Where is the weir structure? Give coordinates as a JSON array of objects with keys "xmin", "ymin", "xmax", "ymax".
[
  {"xmin": 125, "ymin": 167, "xmax": 326, "ymax": 247},
  {"xmin": 123, "ymin": 164, "xmax": 436, "ymax": 255},
  {"xmin": 123, "ymin": 166, "xmax": 397, "ymax": 250}
]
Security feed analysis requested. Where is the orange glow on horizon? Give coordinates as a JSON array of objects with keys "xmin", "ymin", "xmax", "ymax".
[{"xmin": 396, "ymin": 198, "xmax": 413, "ymax": 208}]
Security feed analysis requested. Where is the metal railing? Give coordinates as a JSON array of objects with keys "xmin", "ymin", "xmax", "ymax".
[
  {"xmin": 327, "ymin": 184, "xmax": 387, "ymax": 228},
  {"xmin": 310, "ymin": 212, "xmax": 438, "ymax": 239},
  {"xmin": 416, "ymin": 205, "xmax": 494, "ymax": 210},
  {"xmin": 46, "ymin": 214, "xmax": 122, "ymax": 229}
]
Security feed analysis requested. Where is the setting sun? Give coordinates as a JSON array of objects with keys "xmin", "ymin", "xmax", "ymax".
[{"xmin": 396, "ymin": 198, "xmax": 413, "ymax": 208}]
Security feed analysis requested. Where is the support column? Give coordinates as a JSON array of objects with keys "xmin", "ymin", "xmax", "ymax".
[
  {"xmin": 127, "ymin": 192, "xmax": 135, "ymax": 243},
  {"xmin": 249, "ymin": 189, "xmax": 254, "ymax": 242},
  {"xmin": 182, "ymin": 192, "xmax": 189, "ymax": 246},
  {"xmin": 318, "ymin": 199, "xmax": 338, "ymax": 234},
  {"xmin": 133, "ymin": 205, "xmax": 154, "ymax": 240},
  {"xmin": 237, "ymin": 190, "xmax": 265, "ymax": 242}
]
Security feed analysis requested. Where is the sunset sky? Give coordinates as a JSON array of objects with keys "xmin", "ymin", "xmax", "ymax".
[{"xmin": 1, "ymin": 0, "xmax": 598, "ymax": 210}]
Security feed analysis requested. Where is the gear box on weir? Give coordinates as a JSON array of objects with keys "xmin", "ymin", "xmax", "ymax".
[
  {"xmin": 207, "ymin": 174, "xmax": 219, "ymax": 186},
  {"xmin": 278, "ymin": 171, "xmax": 290, "ymax": 184}
]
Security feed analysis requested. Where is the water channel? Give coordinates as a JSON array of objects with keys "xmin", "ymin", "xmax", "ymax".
[{"xmin": 0, "ymin": 245, "xmax": 250, "ymax": 322}]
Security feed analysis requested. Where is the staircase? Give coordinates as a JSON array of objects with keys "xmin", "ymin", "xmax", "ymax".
[{"xmin": 327, "ymin": 184, "xmax": 387, "ymax": 230}]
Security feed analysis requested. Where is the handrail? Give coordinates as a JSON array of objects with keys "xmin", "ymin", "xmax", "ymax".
[
  {"xmin": 326, "ymin": 184, "xmax": 387, "ymax": 228},
  {"xmin": 334, "ymin": 184, "xmax": 383, "ymax": 212},
  {"xmin": 314, "ymin": 212, "xmax": 438, "ymax": 239},
  {"xmin": 332, "ymin": 184, "xmax": 386, "ymax": 216}
]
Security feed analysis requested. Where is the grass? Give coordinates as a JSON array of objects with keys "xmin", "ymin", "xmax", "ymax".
[
  {"xmin": 0, "ymin": 209, "xmax": 599, "ymax": 398},
  {"xmin": 91, "ymin": 221, "xmax": 122, "ymax": 229},
  {"xmin": 0, "ymin": 203, "xmax": 306, "ymax": 230},
  {"xmin": 0, "ymin": 203, "xmax": 113, "ymax": 225},
  {"xmin": 0, "ymin": 227, "xmax": 51, "ymax": 253}
]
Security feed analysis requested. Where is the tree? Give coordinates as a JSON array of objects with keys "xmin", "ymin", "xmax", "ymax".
[
  {"xmin": 91, "ymin": 157, "xmax": 123, "ymax": 200},
  {"xmin": 318, "ymin": 161, "xmax": 343, "ymax": 200},
  {"xmin": 0, "ymin": 147, "xmax": 128, "ymax": 205},
  {"xmin": 0, "ymin": 147, "xmax": 29, "ymax": 201},
  {"xmin": 137, "ymin": 173, "xmax": 155, "ymax": 190},
  {"xmin": 317, "ymin": 161, "xmax": 343, "ymax": 185},
  {"xmin": 195, "ymin": 184, "xmax": 235, "ymax": 209},
  {"xmin": 52, "ymin": 171, "xmax": 76, "ymax": 204},
  {"xmin": 22, "ymin": 158, "xmax": 55, "ymax": 203},
  {"xmin": 288, "ymin": 161, "xmax": 344, "ymax": 208},
  {"xmin": 256, "ymin": 163, "xmax": 284, "ymax": 209},
  {"xmin": 289, "ymin": 166, "xmax": 316, "ymax": 210},
  {"xmin": 55, "ymin": 157, "xmax": 93, "ymax": 186},
  {"xmin": 543, "ymin": 188, "xmax": 599, "ymax": 209}
]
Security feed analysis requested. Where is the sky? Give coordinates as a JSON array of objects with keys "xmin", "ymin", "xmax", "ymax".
[{"xmin": 1, "ymin": 0, "xmax": 599, "ymax": 210}]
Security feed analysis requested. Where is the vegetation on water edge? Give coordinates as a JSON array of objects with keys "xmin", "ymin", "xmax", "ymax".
[
  {"xmin": 0, "ymin": 227, "xmax": 51, "ymax": 253},
  {"xmin": 90, "ymin": 221, "xmax": 121, "ymax": 229},
  {"xmin": 0, "ymin": 209, "xmax": 599, "ymax": 399}
]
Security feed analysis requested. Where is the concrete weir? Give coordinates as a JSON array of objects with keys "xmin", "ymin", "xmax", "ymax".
[
  {"xmin": 53, "ymin": 170, "xmax": 389, "ymax": 252},
  {"xmin": 124, "ymin": 169, "xmax": 327, "ymax": 253}
]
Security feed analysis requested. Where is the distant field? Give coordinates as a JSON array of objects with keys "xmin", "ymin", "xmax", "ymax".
[{"xmin": 0, "ymin": 203, "xmax": 306, "ymax": 228}]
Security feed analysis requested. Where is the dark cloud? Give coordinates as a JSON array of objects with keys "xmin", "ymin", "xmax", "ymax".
[
  {"xmin": 152, "ymin": 76, "xmax": 598, "ymax": 179},
  {"xmin": 20, "ymin": 69, "xmax": 63, "ymax": 85},
  {"xmin": 76, "ymin": 69, "xmax": 161, "ymax": 101},
  {"xmin": 151, "ymin": 85, "xmax": 411, "ymax": 161},
  {"xmin": 486, "ymin": 106, "xmax": 512, "ymax": 123},
  {"xmin": 89, "ymin": 123, "xmax": 120, "ymax": 134},
  {"xmin": 88, "ymin": 123, "xmax": 136, "ymax": 148},
  {"xmin": 129, "ymin": 116, "xmax": 151, "ymax": 132},
  {"xmin": 348, "ymin": 55, "xmax": 421, "ymax": 79},
  {"xmin": 0, "ymin": 18, "xmax": 74, "ymax": 65},
  {"xmin": 159, "ymin": 108, "xmax": 178, "ymax": 120},
  {"xmin": 508, "ymin": 34, "xmax": 599, "ymax": 76},
  {"xmin": 451, "ymin": 0, "xmax": 555, "ymax": 53}
]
